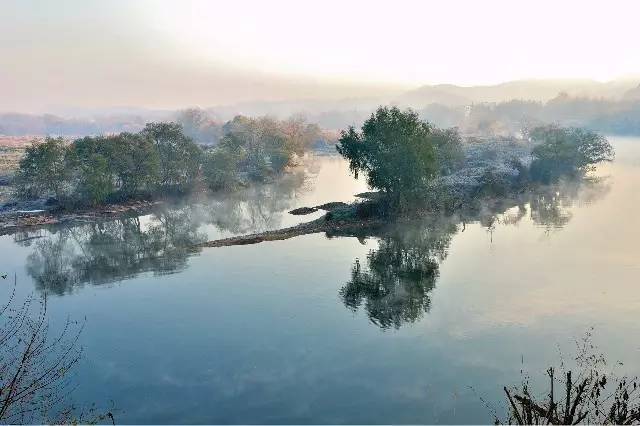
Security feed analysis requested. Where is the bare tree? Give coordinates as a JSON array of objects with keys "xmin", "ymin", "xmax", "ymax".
[{"xmin": 0, "ymin": 275, "xmax": 114, "ymax": 424}]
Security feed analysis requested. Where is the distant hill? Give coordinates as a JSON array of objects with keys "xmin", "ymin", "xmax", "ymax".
[
  {"xmin": 3, "ymin": 78, "xmax": 640, "ymax": 136},
  {"xmin": 0, "ymin": 112, "xmax": 170, "ymax": 136},
  {"xmin": 395, "ymin": 79, "xmax": 640, "ymax": 107}
]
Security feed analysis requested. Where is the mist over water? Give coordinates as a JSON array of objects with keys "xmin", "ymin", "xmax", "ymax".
[{"xmin": 0, "ymin": 138, "xmax": 639, "ymax": 423}]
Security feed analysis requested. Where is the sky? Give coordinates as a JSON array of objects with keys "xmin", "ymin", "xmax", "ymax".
[{"xmin": 2, "ymin": 0, "xmax": 640, "ymax": 112}]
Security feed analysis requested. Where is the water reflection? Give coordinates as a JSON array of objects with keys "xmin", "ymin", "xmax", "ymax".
[
  {"xmin": 338, "ymin": 177, "xmax": 610, "ymax": 329},
  {"xmin": 19, "ymin": 168, "xmax": 314, "ymax": 294},
  {"xmin": 23, "ymin": 209, "xmax": 207, "ymax": 295},
  {"xmin": 17, "ymin": 167, "xmax": 608, "ymax": 311},
  {"xmin": 201, "ymin": 168, "xmax": 312, "ymax": 234},
  {"xmin": 340, "ymin": 218, "xmax": 456, "ymax": 329}
]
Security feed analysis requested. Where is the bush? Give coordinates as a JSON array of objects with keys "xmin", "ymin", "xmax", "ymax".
[
  {"xmin": 141, "ymin": 122, "xmax": 202, "ymax": 191},
  {"xmin": 476, "ymin": 167, "xmax": 511, "ymax": 197},
  {"xmin": 337, "ymin": 106, "xmax": 463, "ymax": 211},
  {"xmin": 14, "ymin": 137, "xmax": 69, "ymax": 200},
  {"xmin": 529, "ymin": 126, "xmax": 614, "ymax": 182},
  {"xmin": 499, "ymin": 332, "xmax": 640, "ymax": 425},
  {"xmin": 13, "ymin": 116, "xmax": 319, "ymax": 207},
  {"xmin": 202, "ymin": 148, "xmax": 242, "ymax": 191}
]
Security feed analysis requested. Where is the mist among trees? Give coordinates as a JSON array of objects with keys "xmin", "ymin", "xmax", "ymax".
[{"xmin": 14, "ymin": 115, "xmax": 321, "ymax": 207}]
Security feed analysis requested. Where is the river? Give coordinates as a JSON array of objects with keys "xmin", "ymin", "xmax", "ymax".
[{"xmin": 1, "ymin": 138, "xmax": 639, "ymax": 423}]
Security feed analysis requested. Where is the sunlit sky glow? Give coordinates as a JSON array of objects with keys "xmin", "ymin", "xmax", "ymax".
[{"xmin": 2, "ymin": 0, "xmax": 640, "ymax": 111}]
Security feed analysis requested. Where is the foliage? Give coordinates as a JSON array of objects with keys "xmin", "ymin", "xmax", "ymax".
[
  {"xmin": 66, "ymin": 133, "xmax": 162, "ymax": 205},
  {"xmin": 208, "ymin": 115, "xmax": 318, "ymax": 185},
  {"xmin": 67, "ymin": 136, "xmax": 116, "ymax": 205},
  {"xmin": 280, "ymin": 116, "xmax": 322, "ymax": 156},
  {"xmin": 337, "ymin": 106, "xmax": 462, "ymax": 210},
  {"xmin": 14, "ymin": 137, "xmax": 69, "ymax": 200},
  {"xmin": 222, "ymin": 116, "xmax": 283, "ymax": 179},
  {"xmin": 475, "ymin": 167, "xmax": 511, "ymax": 197},
  {"xmin": 202, "ymin": 148, "xmax": 243, "ymax": 191},
  {"xmin": 529, "ymin": 125, "xmax": 614, "ymax": 182},
  {"xmin": 175, "ymin": 108, "xmax": 222, "ymax": 145},
  {"xmin": 14, "ymin": 114, "xmax": 319, "ymax": 208},
  {"xmin": 141, "ymin": 122, "xmax": 202, "ymax": 191},
  {"xmin": 110, "ymin": 133, "xmax": 160, "ymax": 198}
]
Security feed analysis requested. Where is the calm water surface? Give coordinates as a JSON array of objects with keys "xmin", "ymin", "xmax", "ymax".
[{"xmin": 1, "ymin": 140, "xmax": 640, "ymax": 424}]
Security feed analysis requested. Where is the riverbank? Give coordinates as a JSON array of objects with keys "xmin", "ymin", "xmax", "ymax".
[{"xmin": 0, "ymin": 199, "xmax": 162, "ymax": 236}]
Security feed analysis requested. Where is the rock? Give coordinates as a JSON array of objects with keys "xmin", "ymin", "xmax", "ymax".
[
  {"xmin": 289, "ymin": 206, "xmax": 318, "ymax": 215},
  {"xmin": 315, "ymin": 201, "xmax": 349, "ymax": 210}
]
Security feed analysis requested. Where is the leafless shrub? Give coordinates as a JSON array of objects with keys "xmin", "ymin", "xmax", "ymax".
[
  {"xmin": 499, "ymin": 330, "xmax": 640, "ymax": 425},
  {"xmin": 0, "ymin": 275, "xmax": 114, "ymax": 424}
]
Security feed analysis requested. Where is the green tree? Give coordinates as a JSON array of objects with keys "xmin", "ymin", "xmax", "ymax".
[
  {"xmin": 201, "ymin": 148, "xmax": 242, "ymax": 191},
  {"xmin": 337, "ymin": 106, "xmax": 462, "ymax": 209},
  {"xmin": 529, "ymin": 125, "xmax": 614, "ymax": 182},
  {"xmin": 14, "ymin": 137, "xmax": 69, "ymax": 199},
  {"xmin": 221, "ymin": 116, "xmax": 288, "ymax": 180},
  {"xmin": 110, "ymin": 133, "xmax": 160, "ymax": 198},
  {"xmin": 141, "ymin": 122, "xmax": 202, "ymax": 191},
  {"xmin": 66, "ymin": 136, "xmax": 116, "ymax": 205}
]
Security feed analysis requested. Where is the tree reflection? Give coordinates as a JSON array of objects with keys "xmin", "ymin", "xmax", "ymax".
[
  {"xmin": 19, "ymin": 168, "xmax": 313, "ymax": 294},
  {"xmin": 340, "ymin": 218, "xmax": 457, "ymax": 329},
  {"xmin": 489, "ymin": 177, "xmax": 609, "ymax": 231},
  {"xmin": 339, "ymin": 177, "xmax": 609, "ymax": 329},
  {"xmin": 203, "ymin": 167, "xmax": 312, "ymax": 234},
  {"xmin": 23, "ymin": 209, "xmax": 206, "ymax": 295}
]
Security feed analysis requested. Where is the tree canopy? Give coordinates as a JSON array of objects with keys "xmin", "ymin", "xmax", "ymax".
[
  {"xmin": 15, "ymin": 137, "xmax": 69, "ymax": 199},
  {"xmin": 337, "ymin": 106, "xmax": 462, "ymax": 208},
  {"xmin": 529, "ymin": 125, "xmax": 614, "ymax": 182},
  {"xmin": 15, "ymin": 115, "xmax": 321, "ymax": 207}
]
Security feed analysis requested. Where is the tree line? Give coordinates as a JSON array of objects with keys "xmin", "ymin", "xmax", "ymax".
[
  {"xmin": 414, "ymin": 94, "xmax": 640, "ymax": 137},
  {"xmin": 337, "ymin": 107, "xmax": 614, "ymax": 212},
  {"xmin": 14, "ymin": 116, "xmax": 321, "ymax": 207}
]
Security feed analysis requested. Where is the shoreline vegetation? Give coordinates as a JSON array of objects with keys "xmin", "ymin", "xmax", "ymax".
[
  {"xmin": 197, "ymin": 106, "xmax": 614, "ymax": 249},
  {"xmin": 0, "ymin": 114, "xmax": 323, "ymax": 232},
  {"xmin": 1, "ymin": 106, "xmax": 614, "ymax": 241}
]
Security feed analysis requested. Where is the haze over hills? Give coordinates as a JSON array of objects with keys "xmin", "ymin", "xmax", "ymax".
[
  {"xmin": 2, "ymin": 77, "xmax": 640, "ymax": 138},
  {"xmin": 396, "ymin": 78, "xmax": 640, "ymax": 107}
]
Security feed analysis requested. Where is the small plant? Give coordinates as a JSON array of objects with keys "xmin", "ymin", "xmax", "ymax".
[{"xmin": 498, "ymin": 331, "xmax": 640, "ymax": 425}]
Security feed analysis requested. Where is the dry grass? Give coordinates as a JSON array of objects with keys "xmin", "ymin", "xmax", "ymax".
[
  {"xmin": 0, "ymin": 135, "xmax": 41, "ymax": 148},
  {"xmin": 0, "ymin": 147, "xmax": 25, "ymax": 176},
  {"xmin": 0, "ymin": 136, "xmax": 42, "ymax": 176}
]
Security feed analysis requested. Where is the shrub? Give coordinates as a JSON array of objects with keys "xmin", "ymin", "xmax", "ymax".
[
  {"xmin": 14, "ymin": 137, "xmax": 69, "ymax": 200},
  {"xmin": 529, "ymin": 126, "xmax": 614, "ymax": 182},
  {"xmin": 337, "ymin": 107, "xmax": 462, "ymax": 211},
  {"xmin": 202, "ymin": 148, "xmax": 242, "ymax": 191}
]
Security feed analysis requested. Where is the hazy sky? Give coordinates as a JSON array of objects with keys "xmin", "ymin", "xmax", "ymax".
[{"xmin": 2, "ymin": 0, "xmax": 640, "ymax": 112}]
